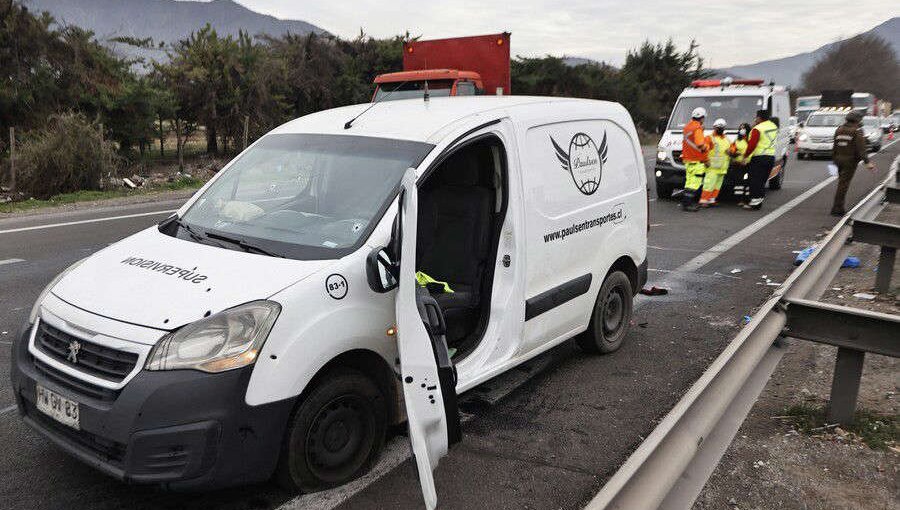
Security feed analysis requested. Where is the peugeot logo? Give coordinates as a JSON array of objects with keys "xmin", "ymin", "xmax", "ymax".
[{"xmin": 66, "ymin": 340, "xmax": 82, "ymax": 364}]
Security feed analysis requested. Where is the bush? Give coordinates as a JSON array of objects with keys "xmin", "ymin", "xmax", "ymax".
[{"xmin": 18, "ymin": 113, "xmax": 119, "ymax": 199}]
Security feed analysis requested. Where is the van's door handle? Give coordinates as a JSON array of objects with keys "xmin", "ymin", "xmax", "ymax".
[{"xmin": 502, "ymin": 254, "xmax": 511, "ymax": 267}]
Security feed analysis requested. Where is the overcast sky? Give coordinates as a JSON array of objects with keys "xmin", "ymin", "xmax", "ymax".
[{"xmin": 217, "ymin": 0, "xmax": 897, "ymax": 68}]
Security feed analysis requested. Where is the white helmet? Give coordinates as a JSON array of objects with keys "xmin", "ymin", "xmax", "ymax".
[
  {"xmin": 713, "ymin": 118, "xmax": 727, "ymax": 128},
  {"xmin": 692, "ymin": 107, "xmax": 707, "ymax": 119}
]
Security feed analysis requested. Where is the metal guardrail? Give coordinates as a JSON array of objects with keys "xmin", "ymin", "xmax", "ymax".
[{"xmin": 586, "ymin": 167, "xmax": 900, "ymax": 510}]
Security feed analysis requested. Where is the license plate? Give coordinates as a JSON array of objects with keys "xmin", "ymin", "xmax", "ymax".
[{"xmin": 36, "ymin": 384, "xmax": 80, "ymax": 430}]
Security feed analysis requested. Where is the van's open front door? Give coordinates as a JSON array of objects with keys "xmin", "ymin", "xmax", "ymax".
[{"xmin": 395, "ymin": 169, "xmax": 461, "ymax": 510}]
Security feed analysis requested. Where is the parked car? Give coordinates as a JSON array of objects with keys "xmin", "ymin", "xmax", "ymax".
[
  {"xmin": 862, "ymin": 116, "xmax": 883, "ymax": 152},
  {"xmin": 11, "ymin": 96, "xmax": 648, "ymax": 508}
]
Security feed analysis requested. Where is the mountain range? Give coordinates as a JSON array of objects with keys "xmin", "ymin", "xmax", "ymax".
[
  {"xmin": 19, "ymin": 1, "xmax": 899, "ymax": 88},
  {"xmin": 22, "ymin": 0, "xmax": 326, "ymax": 63},
  {"xmin": 716, "ymin": 17, "xmax": 899, "ymax": 87}
]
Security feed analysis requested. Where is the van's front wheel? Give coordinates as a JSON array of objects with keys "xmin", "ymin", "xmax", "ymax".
[
  {"xmin": 577, "ymin": 271, "xmax": 633, "ymax": 354},
  {"xmin": 276, "ymin": 368, "xmax": 387, "ymax": 493}
]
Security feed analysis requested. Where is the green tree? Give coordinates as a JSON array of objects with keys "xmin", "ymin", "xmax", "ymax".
[{"xmin": 620, "ymin": 39, "xmax": 711, "ymax": 131}]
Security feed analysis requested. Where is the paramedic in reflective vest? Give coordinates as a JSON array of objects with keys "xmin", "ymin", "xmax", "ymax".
[
  {"xmin": 742, "ymin": 109, "xmax": 778, "ymax": 210},
  {"xmin": 831, "ymin": 110, "xmax": 876, "ymax": 216},
  {"xmin": 681, "ymin": 107, "xmax": 708, "ymax": 212},
  {"xmin": 731, "ymin": 123, "xmax": 752, "ymax": 205},
  {"xmin": 700, "ymin": 118, "xmax": 731, "ymax": 206}
]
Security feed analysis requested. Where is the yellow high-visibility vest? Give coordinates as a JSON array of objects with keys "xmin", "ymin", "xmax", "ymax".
[
  {"xmin": 733, "ymin": 139, "xmax": 749, "ymax": 165},
  {"xmin": 707, "ymin": 135, "xmax": 731, "ymax": 174},
  {"xmin": 750, "ymin": 120, "xmax": 778, "ymax": 158}
]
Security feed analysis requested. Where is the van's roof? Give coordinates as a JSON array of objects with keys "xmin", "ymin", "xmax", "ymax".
[{"xmin": 269, "ymin": 96, "xmax": 612, "ymax": 144}]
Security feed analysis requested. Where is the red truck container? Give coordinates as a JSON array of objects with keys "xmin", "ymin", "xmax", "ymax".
[{"xmin": 373, "ymin": 33, "xmax": 511, "ymax": 101}]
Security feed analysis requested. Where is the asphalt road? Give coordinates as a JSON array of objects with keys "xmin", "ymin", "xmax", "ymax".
[{"xmin": 1, "ymin": 138, "xmax": 897, "ymax": 510}]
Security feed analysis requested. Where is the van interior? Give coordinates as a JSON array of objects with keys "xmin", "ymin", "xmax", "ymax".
[{"xmin": 416, "ymin": 137, "xmax": 507, "ymax": 358}]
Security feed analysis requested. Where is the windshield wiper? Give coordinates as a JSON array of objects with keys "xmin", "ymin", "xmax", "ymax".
[{"xmin": 205, "ymin": 231, "xmax": 285, "ymax": 258}]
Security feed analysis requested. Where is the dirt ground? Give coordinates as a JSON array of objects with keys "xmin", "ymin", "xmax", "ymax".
[{"xmin": 694, "ymin": 205, "xmax": 899, "ymax": 510}]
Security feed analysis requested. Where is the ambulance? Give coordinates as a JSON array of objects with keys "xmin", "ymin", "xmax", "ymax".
[
  {"xmin": 11, "ymin": 96, "xmax": 648, "ymax": 509},
  {"xmin": 654, "ymin": 78, "xmax": 791, "ymax": 199}
]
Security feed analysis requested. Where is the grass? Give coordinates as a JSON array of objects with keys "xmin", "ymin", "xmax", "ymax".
[
  {"xmin": 0, "ymin": 176, "xmax": 204, "ymax": 214},
  {"xmin": 779, "ymin": 402, "xmax": 898, "ymax": 450}
]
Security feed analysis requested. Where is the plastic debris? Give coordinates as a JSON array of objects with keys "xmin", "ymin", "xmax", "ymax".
[
  {"xmin": 841, "ymin": 256, "xmax": 860, "ymax": 268},
  {"xmin": 122, "ymin": 178, "xmax": 137, "ymax": 189},
  {"xmin": 742, "ymin": 315, "xmax": 752, "ymax": 324},
  {"xmin": 640, "ymin": 286, "xmax": 668, "ymax": 296},
  {"xmin": 730, "ymin": 268, "xmax": 743, "ymax": 274},
  {"xmin": 794, "ymin": 246, "xmax": 816, "ymax": 266},
  {"xmin": 853, "ymin": 293, "xmax": 876, "ymax": 300}
]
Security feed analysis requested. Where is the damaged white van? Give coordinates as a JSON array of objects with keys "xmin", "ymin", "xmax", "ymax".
[{"xmin": 11, "ymin": 96, "xmax": 647, "ymax": 507}]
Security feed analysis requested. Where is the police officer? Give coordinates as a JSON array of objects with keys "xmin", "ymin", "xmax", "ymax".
[
  {"xmin": 742, "ymin": 110, "xmax": 778, "ymax": 210},
  {"xmin": 831, "ymin": 110, "xmax": 876, "ymax": 216}
]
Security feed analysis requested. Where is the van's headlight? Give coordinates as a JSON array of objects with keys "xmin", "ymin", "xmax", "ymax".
[
  {"xmin": 29, "ymin": 259, "xmax": 86, "ymax": 324},
  {"xmin": 798, "ymin": 133, "xmax": 809, "ymax": 142},
  {"xmin": 145, "ymin": 300, "xmax": 281, "ymax": 373},
  {"xmin": 657, "ymin": 150, "xmax": 667, "ymax": 161}
]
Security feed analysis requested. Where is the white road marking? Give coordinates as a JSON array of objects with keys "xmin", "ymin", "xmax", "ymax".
[
  {"xmin": 0, "ymin": 258, "xmax": 25, "ymax": 266},
  {"xmin": 279, "ymin": 438, "xmax": 411, "ymax": 510},
  {"xmin": 0, "ymin": 210, "xmax": 176, "ymax": 235},
  {"xmin": 674, "ymin": 175, "xmax": 838, "ymax": 274},
  {"xmin": 0, "ymin": 404, "xmax": 16, "ymax": 415}
]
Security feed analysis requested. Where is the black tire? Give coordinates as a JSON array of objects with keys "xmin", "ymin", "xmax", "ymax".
[
  {"xmin": 276, "ymin": 368, "xmax": 388, "ymax": 493},
  {"xmin": 656, "ymin": 182, "xmax": 674, "ymax": 200},
  {"xmin": 577, "ymin": 271, "xmax": 633, "ymax": 354}
]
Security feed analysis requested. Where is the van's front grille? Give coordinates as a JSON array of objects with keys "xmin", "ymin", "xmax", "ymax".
[
  {"xmin": 33, "ymin": 358, "xmax": 119, "ymax": 401},
  {"xmin": 810, "ymin": 136, "xmax": 833, "ymax": 144},
  {"xmin": 36, "ymin": 322, "xmax": 139, "ymax": 383}
]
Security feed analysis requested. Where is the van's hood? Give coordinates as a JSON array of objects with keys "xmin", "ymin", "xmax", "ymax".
[
  {"xmin": 801, "ymin": 126, "xmax": 835, "ymax": 137},
  {"xmin": 51, "ymin": 228, "xmax": 333, "ymax": 330}
]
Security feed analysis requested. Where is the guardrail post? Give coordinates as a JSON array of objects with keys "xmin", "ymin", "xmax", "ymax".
[
  {"xmin": 826, "ymin": 347, "xmax": 865, "ymax": 425},
  {"xmin": 875, "ymin": 246, "xmax": 896, "ymax": 293}
]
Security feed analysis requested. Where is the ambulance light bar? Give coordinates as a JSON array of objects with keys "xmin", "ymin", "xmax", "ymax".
[{"xmin": 690, "ymin": 78, "xmax": 766, "ymax": 88}]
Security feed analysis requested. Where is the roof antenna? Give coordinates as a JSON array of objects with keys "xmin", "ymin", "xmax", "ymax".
[
  {"xmin": 344, "ymin": 81, "xmax": 407, "ymax": 130},
  {"xmin": 423, "ymin": 57, "xmax": 430, "ymax": 102}
]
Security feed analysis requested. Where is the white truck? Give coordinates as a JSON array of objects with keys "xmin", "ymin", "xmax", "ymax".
[
  {"xmin": 654, "ymin": 78, "xmax": 791, "ymax": 199},
  {"xmin": 12, "ymin": 96, "xmax": 648, "ymax": 508}
]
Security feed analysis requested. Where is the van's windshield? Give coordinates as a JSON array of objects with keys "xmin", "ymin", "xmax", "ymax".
[
  {"xmin": 374, "ymin": 80, "xmax": 454, "ymax": 101},
  {"xmin": 174, "ymin": 134, "xmax": 433, "ymax": 260},
  {"xmin": 806, "ymin": 114, "xmax": 845, "ymax": 127},
  {"xmin": 667, "ymin": 95, "xmax": 764, "ymax": 130}
]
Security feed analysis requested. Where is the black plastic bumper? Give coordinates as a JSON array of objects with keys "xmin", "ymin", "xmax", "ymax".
[
  {"xmin": 654, "ymin": 162, "xmax": 684, "ymax": 188},
  {"xmin": 10, "ymin": 322, "xmax": 295, "ymax": 490}
]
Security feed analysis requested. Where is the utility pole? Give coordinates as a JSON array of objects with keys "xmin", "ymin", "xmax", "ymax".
[
  {"xmin": 242, "ymin": 115, "xmax": 249, "ymax": 150},
  {"xmin": 8, "ymin": 127, "xmax": 15, "ymax": 192}
]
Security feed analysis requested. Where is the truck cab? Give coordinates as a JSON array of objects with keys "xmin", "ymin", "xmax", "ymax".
[
  {"xmin": 373, "ymin": 69, "xmax": 485, "ymax": 101},
  {"xmin": 654, "ymin": 78, "xmax": 791, "ymax": 199},
  {"xmin": 373, "ymin": 33, "xmax": 511, "ymax": 102}
]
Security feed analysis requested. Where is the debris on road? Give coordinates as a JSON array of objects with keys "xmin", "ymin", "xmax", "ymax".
[
  {"xmin": 730, "ymin": 268, "xmax": 743, "ymax": 274},
  {"xmin": 742, "ymin": 315, "xmax": 752, "ymax": 325},
  {"xmin": 852, "ymin": 292, "xmax": 876, "ymax": 300},
  {"xmin": 841, "ymin": 256, "xmax": 860, "ymax": 268},
  {"xmin": 640, "ymin": 286, "xmax": 669, "ymax": 296},
  {"xmin": 122, "ymin": 178, "xmax": 137, "ymax": 189},
  {"xmin": 794, "ymin": 246, "xmax": 816, "ymax": 266}
]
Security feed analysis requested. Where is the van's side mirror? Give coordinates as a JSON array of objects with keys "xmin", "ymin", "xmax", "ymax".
[
  {"xmin": 366, "ymin": 247, "xmax": 398, "ymax": 293},
  {"xmin": 657, "ymin": 117, "xmax": 668, "ymax": 135}
]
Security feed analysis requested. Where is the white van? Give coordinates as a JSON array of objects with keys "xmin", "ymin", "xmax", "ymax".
[
  {"xmin": 654, "ymin": 78, "xmax": 791, "ymax": 199},
  {"xmin": 11, "ymin": 97, "xmax": 647, "ymax": 508}
]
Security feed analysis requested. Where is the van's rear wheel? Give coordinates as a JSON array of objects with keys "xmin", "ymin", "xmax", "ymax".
[
  {"xmin": 577, "ymin": 271, "xmax": 633, "ymax": 354},
  {"xmin": 276, "ymin": 368, "xmax": 387, "ymax": 493}
]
